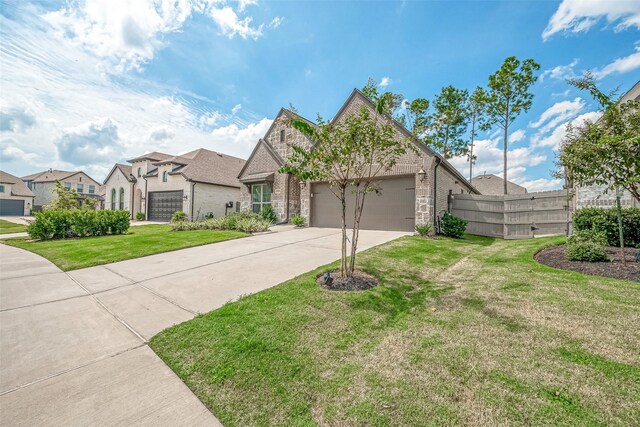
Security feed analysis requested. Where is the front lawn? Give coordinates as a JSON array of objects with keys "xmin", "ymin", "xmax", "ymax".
[
  {"xmin": 151, "ymin": 235, "xmax": 640, "ymax": 427},
  {"xmin": 2, "ymin": 225, "xmax": 246, "ymax": 271},
  {"xmin": 0, "ymin": 219, "xmax": 26, "ymax": 234}
]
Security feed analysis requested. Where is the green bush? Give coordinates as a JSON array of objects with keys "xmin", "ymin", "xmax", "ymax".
[
  {"xmin": 565, "ymin": 229, "xmax": 609, "ymax": 262},
  {"xmin": 135, "ymin": 212, "xmax": 145, "ymax": 221},
  {"xmin": 171, "ymin": 211, "xmax": 187, "ymax": 223},
  {"xmin": 27, "ymin": 210, "xmax": 130, "ymax": 240},
  {"xmin": 259, "ymin": 205, "xmax": 277, "ymax": 224},
  {"xmin": 415, "ymin": 223, "xmax": 433, "ymax": 237},
  {"xmin": 170, "ymin": 211, "xmax": 271, "ymax": 233},
  {"xmin": 440, "ymin": 212, "xmax": 467, "ymax": 238},
  {"xmin": 572, "ymin": 207, "xmax": 640, "ymax": 248},
  {"xmin": 291, "ymin": 213, "xmax": 305, "ymax": 227},
  {"xmin": 204, "ymin": 212, "xmax": 215, "ymax": 220}
]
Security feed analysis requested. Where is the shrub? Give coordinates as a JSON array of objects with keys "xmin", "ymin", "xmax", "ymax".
[
  {"xmin": 204, "ymin": 212, "xmax": 215, "ymax": 220},
  {"xmin": 170, "ymin": 210, "xmax": 271, "ymax": 233},
  {"xmin": 572, "ymin": 207, "xmax": 640, "ymax": 248},
  {"xmin": 415, "ymin": 223, "xmax": 433, "ymax": 237},
  {"xmin": 27, "ymin": 210, "xmax": 130, "ymax": 240},
  {"xmin": 440, "ymin": 212, "xmax": 467, "ymax": 238},
  {"xmin": 565, "ymin": 229, "xmax": 608, "ymax": 262},
  {"xmin": 135, "ymin": 212, "xmax": 145, "ymax": 221},
  {"xmin": 171, "ymin": 211, "xmax": 187, "ymax": 223},
  {"xmin": 259, "ymin": 205, "xmax": 277, "ymax": 224},
  {"xmin": 291, "ymin": 213, "xmax": 305, "ymax": 227}
]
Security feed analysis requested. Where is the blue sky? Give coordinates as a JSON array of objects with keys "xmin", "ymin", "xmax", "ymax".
[{"xmin": 1, "ymin": 0, "xmax": 639, "ymax": 191}]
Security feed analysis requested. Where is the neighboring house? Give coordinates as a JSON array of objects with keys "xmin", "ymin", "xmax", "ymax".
[
  {"xmin": 0, "ymin": 170, "xmax": 35, "ymax": 215},
  {"xmin": 238, "ymin": 88, "xmax": 478, "ymax": 232},
  {"xmin": 104, "ymin": 149, "xmax": 245, "ymax": 221},
  {"xmin": 471, "ymin": 173, "xmax": 527, "ymax": 196},
  {"xmin": 567, "ymin": 80, "xmax": 640, "ymax": 209},
  {"xmin": 21, "ymin": 169, "xmax": 102, "ymax": 210}
]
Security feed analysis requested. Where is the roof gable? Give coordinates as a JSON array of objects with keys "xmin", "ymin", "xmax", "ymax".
[
  {"xmin": 237, "ymin": 138, "xmax": 284, "ymax": 179},
  {"xmin": 0, "ymin": 170, "xmax": 34, "ymax": 197},
  {"xmin": 103, "ymin": 164, "xmax": 135, "ymax": 185}
]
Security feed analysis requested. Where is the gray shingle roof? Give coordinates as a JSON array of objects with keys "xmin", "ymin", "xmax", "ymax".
[
  {"xmin": 154, "ymin": 148, "xmax": 246, "ymax": 188},
  {"xmin": 0, "ymin": 170, "xmax": 34, "ymax": 197},
  {"xmin": 471, "ymin": 174, "xmax": 527, "ymax": 195},
  {"xmin": 127, "ymin": 151, "xmax": 172, "ymax": 163},
  {"xmin": 21, "ymin": 170, "xmax": 77, "ymax": 183}
]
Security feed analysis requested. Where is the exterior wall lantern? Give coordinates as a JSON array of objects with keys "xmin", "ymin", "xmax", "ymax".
[
  {"xmin": 183, "ymin": 194, "xmax": 188, "ymax": 201},
  {"xmin": 417, "ymin": 168, "xmax": 426, "ymax": 182}
]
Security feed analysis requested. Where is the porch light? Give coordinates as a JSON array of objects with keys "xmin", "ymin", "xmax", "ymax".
[
  {"xmin": 183, "ymin": 194, "xmax": 188, "ymax": 201},
  {"xmin": 417, "ymin": 168, "xmax": 426, "ymax": 182}
]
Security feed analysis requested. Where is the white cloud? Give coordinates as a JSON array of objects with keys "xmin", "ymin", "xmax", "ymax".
[
  {"xmin": 509, "ymin": 129, "xmax": 526, "ymax": 143},
  {"xmin": 518, "ymin": 178, "xmax": 563, "ymax": 192},
  {"xmin": 269, "ymin": 16, "xmax": 284, "ymax": 29},
  {"xmin": 379, "ymin": 77, "xmax": 391, "ymax": 88},
  {"xmin": 531, "ymin": 111, "xmax": 601, "ymax": 150},
  {"xmin": 0, "ymin": 104, "xmax": 36, "ymax": 132},
  {"xmin": 209, "ymin": 118, "xmax": 273, "ymax": 151},
  {"xmin": 231, "ymin": 104, "xmax": 242, "ymax": 114},
  {"xmin": 593, "ymin": 44, "xmax": 640, "ymax": 79},
  {"xmin": 209, "ymin": 6, "xmax": 263, "ymax": 39},
  {"xmin": 540, "ymin": 59, "xmax": 579, "ymax": 82},
  {"xmin": 57, "ymin": 117, "xmax": 123, "ymax": 165},
  {"xmin": 529, "ymin": 98, "xmax": 585, "ymax": 133},
  {"xmin": 43, "ymin": 0, "xmax": 281, "ymax": 72},
  {"xmin": 543, "ymin": 0, "xmax": 640, "ymax": 40}
]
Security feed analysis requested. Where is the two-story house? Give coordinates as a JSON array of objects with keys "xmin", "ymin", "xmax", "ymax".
[
  {"xmin": 103, "ymin": 149, "xmax": 246, "ymax": 221},
  {"xmin": 21, "ymin": 169, "xmax": 102, "ymax": 210},
  {"xmin": 0, "ymin": 170, "xmax": 35, "ymax": 215}
]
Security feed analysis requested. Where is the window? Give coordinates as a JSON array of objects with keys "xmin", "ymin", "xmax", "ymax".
[
  {"xmin": 280, "ymin": 129, "xmax": 285, "ymax": 142},
  {"xmin": 111, "ymin": 189, "xmax": 116, "ymax": 210},
  {"xmin": 88, "ymin": 185, "xmax": 95, "ymax": 194},
  {"xmin": 251, "ymin": 183, "xmax": 272, "ymax": 213},
  {"xmin": 64, "ymin": 182, "xmax": 71, "ymax": 190},
  {"xmin": 162, "ymin": 171, "xmax": 168, "ymax": 182},
  {"xmin": 0, "ymin": 185, "xmax": 4, "ymax": 193},
  {"xmin": 77, "ymin": 184, "xmax": 84, "ymax": 193},
  {"xmin": 119, "ymin": 188, "xmax": 125, "ymax": 210},
  {"xmin": 137, "ymin": 167, "xmax": 141, "ymax": 177}
]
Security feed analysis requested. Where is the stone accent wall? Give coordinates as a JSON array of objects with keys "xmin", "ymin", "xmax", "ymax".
[
  {"xmin": 576, "ymin": 184, "xmax": 638, "ymax": 209},
  {"xmin": 300, "ymin": 181, "xmax": 311, "ymax": 225},
  {"xmin": 264, "ymin": 115, "xmax": 313, "ymax": 161}
]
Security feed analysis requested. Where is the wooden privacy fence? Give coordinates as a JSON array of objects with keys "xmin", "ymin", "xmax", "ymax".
[{"xmin": 449, "ymin": 190, "xmax": 573, "ymax": 239}]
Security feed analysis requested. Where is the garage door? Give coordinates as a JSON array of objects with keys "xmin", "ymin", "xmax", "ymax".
[
  {"xmin": 0, "ymin": 199, "xmax": 24, "ymax": 216},
  {"xmin": 148, "ymin": 191, "xmax": 183, "ymax": 222},
  {"xmin": 310, "ymin": 177, "xmax": 415, "ymax": 231}
]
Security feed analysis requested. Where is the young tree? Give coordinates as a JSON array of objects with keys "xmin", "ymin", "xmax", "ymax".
[
  {"xmin": 557, "ymin": 73, "xmax": 640, "ymax": 260},
  {"xmin": 280, "ymin": 97, "xmax": 415, "ymax": 279},
  {"xmin": 466, "ymin": 86, "xmax": 489, "ymax": 181},
  {"xmin": 485, "ymin": 57, "xmax": 540, "ymax": 194},
  {"xmin": 46, "ymin": 181, "xmax": 79, "ymax": 210},
  {"xmin": 427, "ymin": 85, "xmax": 470, "ymax": 158},
  {"xmin": 81, "ymin": 197, "xmax": 99, "ymax": 210}
]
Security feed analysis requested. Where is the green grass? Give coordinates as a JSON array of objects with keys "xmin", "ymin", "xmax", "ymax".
[
  {"xmin": 2, "ymin": 224, "xmax": 246, "ymax": 271},
  {"xmin": 150, "ymin": 235, "xmax": 640, "ymax": 427},
  {"xmin": 0, "ymin": 219, "xmax": 26, "ymax": 234}
]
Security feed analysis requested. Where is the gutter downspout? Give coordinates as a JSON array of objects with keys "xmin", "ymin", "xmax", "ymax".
[
  {"xmin": 433, "ymin": 158, "xmax": 441, "ymax": 230},
  {"xmin": 190, "ymin": 181, "xmax": 196, "ymax": 221},
  {"xmin": 129, "ymin": 180, "xmax": 134, "ymax": 219},
  {"xmin": 285, "ymin": 173, "xmax": 291, "ymax": 223}
]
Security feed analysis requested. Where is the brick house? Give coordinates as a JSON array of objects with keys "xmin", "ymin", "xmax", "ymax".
[
  {"xmin": 104, "ymin": 149, "xmax": 245, "ymax": 221},
  {"xmin": 238, "ymin": 88, "xmax": 478, "ymax": 231},
  {"xmin": 21, "ymin": 170, "xmax": 102, "ymax": 210}
]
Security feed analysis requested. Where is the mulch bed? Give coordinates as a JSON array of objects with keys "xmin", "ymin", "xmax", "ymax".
[
  {"xmin": 316, "ymin": 269, "xmax": 379, "ymax": 291},
  {"xmin": 536, "ymin": 245, "xmax": 639, "ymax": 282}
]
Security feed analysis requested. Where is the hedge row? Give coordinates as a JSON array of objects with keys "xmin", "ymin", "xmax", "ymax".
[
  {"xmin": 171, "ymin": 211, "xmax": 271, "ymax": 233},
  {"xmin": 572, "ymin": 207, "xmax": 640, "ymax": 248},
  {"xmin": 27, "ymin": 210, "xmax": 130, "ymax": 240}
]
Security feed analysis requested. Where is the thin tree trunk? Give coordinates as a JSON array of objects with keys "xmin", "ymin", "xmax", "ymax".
[
  {"xmin": 340, "ymin": 186, "xmax": 347, "ymax": 277},
  {"xmin": 503, "ymin": 107, "xmax": 509, "ymax": 195},
  {"xmin": 349, "ymin": 186, "xmax": 367, "ymax": 275},
  {"xmin": 616, "ymin": 188, "xmax": 626, "ymax": 265},
  {"xmin": 469, "ymin": 113, "xmax": 476, "ymax": 182}
]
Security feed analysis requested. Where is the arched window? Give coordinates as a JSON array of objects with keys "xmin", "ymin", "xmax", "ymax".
[
  {"xmin": 111, "ymin": 189, "xmax": 116, "ymax": 210},
  {"xmin": 162, "ymin": 171, "xmax": 168, "ymax": 182},
  {"xmin": 119, "ymin": 188, "xmax": 125, "ymax": 210},
  {"xmin": 137, "ymin": 167, "xmax": 141, "ymax": 177}
]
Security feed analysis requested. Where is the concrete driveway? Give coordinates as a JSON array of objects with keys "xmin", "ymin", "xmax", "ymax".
[{"xmin": 0, "ymin": 227, "xmax": 406, "ymax": 426}]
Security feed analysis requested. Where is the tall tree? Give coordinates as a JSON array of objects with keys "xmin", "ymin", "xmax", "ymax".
[
  {"xmin": 557, "ymin": 73, "xmax": 640, "ymax": 260},
  {"xmin": 46, "ymin": 181, "xmax": 79, "ymax": 210},
  {"xmin": 485, "ymin": 57, "xmax": 540, "ymax": 194},
  {"xmin": 280, "ymin": 96, "xmax": 414, "ymax": 279},
  {"xmin": 428, "ymin": 85, "xmax": 470, "ymax": 158},
  {"xmin": 398, "ymin": 98, "xmax": 431, "ymax": 137},
  {"xmin": 466, "ymin": 86, "xmax": 488, "ymax": 181}
]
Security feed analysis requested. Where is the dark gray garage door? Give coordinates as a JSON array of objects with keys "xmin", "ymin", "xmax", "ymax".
[
  {"xmin": 0, "ymin": 199, "xmax": 24, "ymax": 216},
  {"xmin": 310, "ymin": 176, "xmax": 415, "ymax": 231},
  {"xmin": 148, "ymin": 191, "xmax": 183, "ymax": 222}
]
